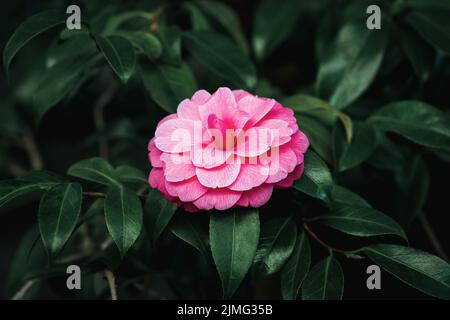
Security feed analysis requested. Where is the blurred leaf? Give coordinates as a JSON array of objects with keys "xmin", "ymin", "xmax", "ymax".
[
  {"xmin": 157, "ymin": 25, "xmax": 182, "ymax": 66},
  {"xmin": 38, "ymin": 183, "xmax": 82, "ymax": 257},
  {"xmin": 3, "ymin": 10, "xmax": 66, "ymax": 77},
  {"xmin": 0, "ymin": 100, "xmax": 21, "ymax": 134},
  {"xmin": 302, "ymin": 255, "xmax": 344, "ymax": 300},
  {"xmin": 183, "ymin": 3, "xmax": 211, "ymax": 31},
  {"xmin": 281, "ymin": 230, "xmax": 311, "ymax": 300},
  {"xmin": 296, "ymin": 115, "xmax": 332, "ymax": 163},
  {"xmin": 398, "ymin": 24, "xmax": 434, "ymax": 81},
  {"xmin": 367, "ymin": 130, "xmax": 405, "ymax": 172},
  {"xmin": 33, "ymin": 53, "xmax": 98, "ymax": 124},
  {"xmin": 253, "ymin": 217, "xmax": 297, "ymax": 277},
  {"xmin": 94, "ymin": 35, "xmax": 136, "ymax": 83},
  {"xmin": 294, "ymin": 151, "xmax": 333, "ymax": 202},
  {"xmin": 404, "ymin": 8, "xmax": 450, "ymax": 54},
  {"xmin": 170, "ymin": 214, "xmax": 209, "ymax": 259},
  {"xmin": 116, "ymin": 165, "xmax": 147, "ymax": 184},
  {"xmin": 0, "ymin": 180, "xmax": 52, "ymax": 212},
  {"xmin": 316, "ymin": 205, "xmax": 407, "ymax": 240},
  {"xmin": 105, "ymin": 185, "xmax": 143, "ymax": 257},
  {"xmin": 363, "ymin": 244, "xmax": 450, "ymax": 299},
  {"xmin": 332, "ymin": 122, "xmax": 377, "ymax": 172},
  {"xmin": 368, "ymin": 100, "xmax": 450, "ymax": 152},
  {"xmin": 140, "ymin": 62, "xmax": 197, "ymax": 113},
  {"xmin": 68, "ymin": 157, "xmax": 121, "ymax": 187},
  {"xmin": 104, "ymin": 10, "xmax": 153, "ymax": 34},
  {"xmin": 46, "ymin": 34, "xmax": 97, "ymax": 68},
  {"xmin": 210, "ymin": 208, "xmax": 259, "ymax": 299},
  {"xmin": 253, "ymin": 0, "xmax": 302, "ymax": 60},
  {"xmin": 285, "ymin": 94, "xmax": 353, "ymax": 142},
  {"xmin": 117, "ymin": 31, "xmax": 162, "ymax": 60},
  {"xmin": 18, "ymin": 170, "xmax": 66, "ymax": 183},
  {"xmin": 401, "ymin": 0, "xmax": 450, "ymax": 10},
  {"xmin": 144, "ymin": 189, "xmax": 177, "ymax": 246},
  {"xmin": 183, "ymin": 31, "xmax": 257, "ymax": 89},
  {"xmin": 316, "ymin": 22, "xmax": 388, "ymax": 108},
  {"xmin": 194, "ymin": 0, "xmax": 248, "ymax": 53}
]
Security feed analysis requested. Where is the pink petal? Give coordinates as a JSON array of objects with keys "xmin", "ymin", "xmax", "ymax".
[
  {"xmin": 198, "ymin": 87, "xmax": 237, "ymax": 125},
  {"xmin": 233, "ymin": 89, "xmax": 252, "ymax": 102},
  {"xmin": 263, "ymin": 102, "xmax": 297, "ymax": 131},
  {"xmin": 160, "ymin": 152, "xmax": 196, "ymax": 182},
  {"xmin": 148, "ymin": 138, "xmax": 163, "ymax": 167},
  {"xmin": 192, "ymin": 141, "xmax": 233, "ymax": 169},
  {"xmin": 237, "ymin": 184, "xmax": 273, "ymax": 208},
  {"xmin": 289, "ymin": 130, "xmax": 310, "ymax": 159},
  {"xmin": 235, "ymin": 127, "xmax": 271, "ymax": 157},
  {"xmin": 177, "ymin": 99, "xmax": 200, "ymax": 121},
  {"xmin": 238, "ymin": 95, "xmax": 275, "ymax": 127},
  {"xmin": 148, "ymin": 168, "xmax": 177, "ymax": 201},
  {"xmin": 191, "ymin": 89, "xmax": 211, "ymax": 104},
  {"xmin": 266, "ymin": 145, "xmax": 297, "ymax": 183},
  {"xmin": 229, "ymin": 161, "xmax": 269, "ymax": 191},
  {"xmin": 155, "ymin": 118, "xmax": 195, "ymax": 153},
  {"xmin": 196, "ymin": 157, "xmax": 241, "ymax": 188},
  {"xmin": 165, "ymin": 177, "xmax": 208, "ymax": 202},
  {"xmin": 156, "ymin": 114, "xmax": 178, "ymax": 128},
  {"xmin": 258, "ymin": 118, "xmax": 293, "ymax": 147},
  {"xmin": 275, "ymin": 163, "xmax": 304, "ymax": 189},
  {"xmin": 193, "ymin": 188, "xmax": 242, "ymax": 210}
]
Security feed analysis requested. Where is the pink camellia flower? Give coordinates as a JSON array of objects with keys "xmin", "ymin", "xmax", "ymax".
[{"xmin": 148, "ymin": 87, "xmax": 309, "ymax": 212}]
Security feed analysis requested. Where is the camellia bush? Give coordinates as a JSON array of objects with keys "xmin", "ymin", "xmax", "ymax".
[{"xmin": 1, "ymin": 0, "xmax": 450, "ymax": 300}]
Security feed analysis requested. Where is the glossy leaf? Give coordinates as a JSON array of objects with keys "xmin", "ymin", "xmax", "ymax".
[
  {"xmin": 118, "ymin": 31, "xmax": 162, "ymax": 60},
  {"xmin": 210, "ymin": 208, "xmax": 260, "ymax": 299},
  {"xmin": 141, "ymin": 62, "xmax": 197, "ymax": 113},
  {"xmin": 0, "ymin": 180, "xmax": 50, "ymax": 211},
  {"xmin": 144, "ymin": 189, "xmax": 177, "ymax": 245},
  {"xmin": 302, "ymin": 255, "xmax": 344, "ymax": 300},
  {"xmin": 281, "ymin": 230, "xmax": 311, "ymax": 300},
  {"xmin": 183, "ymin": 31, "xmax": 257, "ymax": 89},
  {"xmin": 368, "ymin": 101, "xmax": 450, "ymax": 152},
  {"xmin": 254, "ymin": 217, "xmax": 297, "ymax": 277},
  {"xmin": 170, "ymin": 214, "xmax": 209, "ymax": 259},
  {"xmin": 363, "ymin": 244, "xmax": 450, "ymax": 299},
  {"xmin": 296, "ymin": 115, "xmax": 332, "ymax": 164},
  {"xmin": 116, "ymin": 165, "xmax": 147, "ymax": 184},
  {"xmin": 38, "ymin": 183, "xmax": 82, "ymax": 257},
  {"xmin": 68, "ymin": 157, "xmax": 121, "ymax": 187},
  {"xmin": 105, "ymin": 186, "xmax": 143, "ymax": 257},
  {"xmin": 331, "ymin": 185, "xmax": 371, "ymax": 208},
  {"xmin": 332, "ymin": 122, "xmax": 377, "ymax": 172},
  {"xmin": 157, "ymin": 25, "xmax": 182, "ymax": 66},
  {"xmin": 3, "ymin": 10, "xmax": 66, "ymax": 77},
  {"xmin": 316, "ymin": 205, "xmax": 407, "ymax": 240},
  {"xmin": 316, "ymin": 22, "xmax": 387, "ymax": 108},
  {"xmin": 253, "ymin": 0, "xmax": 302, "ymax": 60},
  {"xmin": 95, "ymin": 35, "xmax": 136, "ymax": 83}
]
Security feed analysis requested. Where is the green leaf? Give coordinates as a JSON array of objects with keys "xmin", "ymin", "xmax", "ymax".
[
  {"xmin": 183, "ymin": 3, "xmax": 211, "ymax": 31},
  {"xmin": 362, "ymin": 244, "xmax": 450, "ymax": 299},
  {"xmin": 316, "ymin": 22, "xmax": 388, "ymax": 108},
  {"xmin": 253, "ymin": 218, "xmax": 297, "ymax": 277},
  {"xmin": 38, "ymin": 183, "xmax": 82, "ymax": 257},
  {"xmin": 33, "ymin": 53, "xmax": 97, "ymax": 124},
  {"xmin": 331, "ymin": 185, "xmax": 371, "ymax": 208},
  {"xmin": 105, "ymin": 186, "xmax": 143, "ymax": 257},
  {"xmin": 46, "ymin": 34, "xmax": 97, "ymax": 68},
  {"xmin": 170, "ymin": 214, "xmax": 209, "ymax": 259},
  {"xmin": 302, "ymin": 255, "xmax": 344, "ymax": 300},
  {"xmin": 68, "ymin": 157, "xmax": 121, "ymax": 187},
  {"xmin": 332, "ymin": 122, "xmax": 377, "ymax": 172},
  {"xmin": 144, "ymin": 189, "xmax": 177, "ymax": 245},
  {"xmin": 118, "ymin": 31, "xmax": 162, "ymax": 60},
  {"xmin": 116, "ymin": 165, "xmax": 147, "ymax": 184},
  {"xmin": 294, "ymin": 151, "xmax": 333, "ymax": 202},
  {"xmin": 18, "ymin": 170, "xmax": 66, "ymax": 183},
  {"xmin": 253, "ymin": 0, "xmax": 302, "ymax": 60},
  {"xmin": 194, "ymin": 0, "xmax": 248, "ymax": 53},
  {"xmin": 157, "ymin": 25, "xmax": 182, "ymax": 66},
  {"xmin": 316, "ymin": 205, "xmax": 407, "ymax": 240},
  {"xmin": 281, "ymin": 230, "xmax": 311, "ymax": 300},
  {"xmin": 0, "ymin": 180, "xmax": 50, "ymax": 212},
  {"xmin": 94, "ymin": 35, "xmax": 136, "ymax": 83},
  {"xmin": 210, "ymin": 208, "xmax": 260, "ymax": 299},
  {"xmin": 3, "ymin": 10, "xmax": 66, "ymax": 77},
  {"xmin": 401, "ymin": 0, "xmax": 450, "ymax": 10},
  {"xmin": 140, "ymin": 62, "xmax": 197, "ymax": 113},
  {"xmin": 285, "ymin": 94, "xmax": 353, "ymax": 142},
  {"xmin": 183, "ymin": 31, "xmax": 257, "ymax": 89},
  {"xmin": 296, "ymin": 115, "xmax": 332, "ymax": 163},
  {"xmin": 404, "ymin": 8, "xmax": 450, "ymax": 55},
  {"xmin": 104, "ymin": 10, "xmax": 153, "ymax": 34},
  {"xmin": 368, "ymin": 100, "xmax": 450, "ymax": 152}
]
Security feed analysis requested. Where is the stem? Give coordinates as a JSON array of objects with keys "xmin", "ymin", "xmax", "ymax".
[
  {"xmin": 104, "ymin": 270, "xmax": 118, "ymax": 300},
  {"xmin": 93, "ymin": 80, "xmax": 118, "ymax": 161},
  {"xmin": 303, "ymin": 223, "xmax": 348, "ymax": 254},
  {"xmin": 83, "ymin": 191, "xmax": 106, "ymax": 198},
  {"xmin": 11, "ymin": 279, "xmax": 38, "ymax": 300},
  {"xmin": 419, "ymin": 212, "xmax": 449, "ymax": 262},
  {"xmin": 22, "ymin": 129, "xmax": 43, "ymax": 170}
]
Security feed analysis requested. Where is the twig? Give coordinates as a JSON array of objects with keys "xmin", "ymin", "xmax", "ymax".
[
  {"xmin": 104, "ymin": 270, "xmax": 118, "ymax": 300},
  {"xmin": 83, "ymin": 191, "xmax": 106, "ymax": 198},
  {"xmin": 11, "ymin": 279, "xmax": 38, "ymax": 300},
  {"xmin": 419, "ymin": 212, "xmax": 449, "ymax": 262},
  {"xmin": 93, "ymin": 80, "xmax": 118, "ymax": 161},
  {"xmin": 303, "ymin": 223, "xmax": 348, "ymax": 254},
  {"xmin": 22, "ymin": 129, "xmax": 43, "ymax": 170}
]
